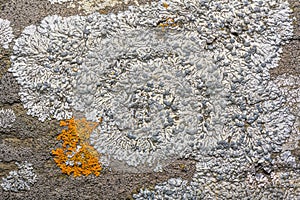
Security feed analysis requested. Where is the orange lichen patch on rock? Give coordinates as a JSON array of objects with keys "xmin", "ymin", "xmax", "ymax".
[
  {"xmin": 52, "ymin": 117, "xmax": 102, "ymax": 177},
  {"xmin": 159, "ymin": 2, "xmax": 178, "ymax": 31},
  {"xmin": 162, "ymin": 2, "xmax": 169, "ymax": 9},
  {"xmin": 53, "ymin": 146, "xmax": 101, "ymax": 177},
  {"xmin": 159, "ymin": 18, "xmax": 178, "ymax": 30}
]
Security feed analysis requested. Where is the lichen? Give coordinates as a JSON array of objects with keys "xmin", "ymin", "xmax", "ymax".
[
  {"xmin": 158, "ymin": 18, "xmax": 178, "ymax": 29},
  {"xmin": 1, "ymin": 162, "xmax": 37, "ymax": 192},
  {"xmin": 0, "ymin": 108, "xmax": 16, "ymax": 128},
  {"xmin": 133, "ymin": 178, "xmax": 199, "ymax": 199},
  {"xmin": 9, "ymin": 1, "xmax": 298, "ymax": 190},
  {"xmin": 48, "ymin": 0, "xmax": 133, "ymax": 14},
  {"xmin": 0, "ymin": 18, "xmax": 13, "ymax": 49},
  {"xmin": 52, "ymin": 117, "xmax": 102, "ymax": 177},
  {"xmin": 273, "ymin": 74, "xmax": 299, "ymax": 115}
]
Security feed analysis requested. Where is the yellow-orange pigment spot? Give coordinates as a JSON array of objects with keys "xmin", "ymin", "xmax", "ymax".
[
  {"xmin": 159, "ymin": 17, "xmax": 178, "ymax": 30},
  {"xmin": 162, "ymin": 2, "xmax": 169, "ymax": 9}
]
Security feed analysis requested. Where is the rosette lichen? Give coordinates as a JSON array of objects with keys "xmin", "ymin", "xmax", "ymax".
[
  {"xmin": 1, "ymin": 162, "xmax": 37, "ymax": 192},
  {"xmin": 0, "ymin": 108, "xmax": 16, "ymax": 128},
  {"xmin": 0, "ymin": 18, "xmax": 13, "ymax": 49}
]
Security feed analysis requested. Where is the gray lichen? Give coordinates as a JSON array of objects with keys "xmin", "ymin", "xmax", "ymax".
[
  {"xmin": 9, "ymin": 0, "xmax": 298, "ymax": 185},
  {"xmin": 1, "ymin": 162, "xmax": 37, "ymax": 192},
  {"xmin": 133, "ymin": 178, "xmax": 199, "ymax": 199},
  {"xmin": 129, "ymin": 0, "xmax": 299, "ymax": 199},
  {"xmin": 0, "ymin": 108, "xmax": 16, "ymax": 128},
  {"xmin": 48, "ymin": 0, "xmax": 133, "ymax": 14},
  {"xmin": 0, "ymin": 18, "xmax": 13, "ymax": 49},
  {"xmin": 273, "ymin": 74, "xmax": 299, "ymax": 115}
]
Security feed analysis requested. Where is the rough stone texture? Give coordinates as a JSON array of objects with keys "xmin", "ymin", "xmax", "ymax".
[
  {"xmin": 0, "ymin": 72, "xmax": 20, "ymax": 104},
  {"xmin": 0, "ymin": 0, "xmax": 299, "ymax": 200},
  {"xmin": 271, "ymin": 40, "xmax": 300, "ymax": 77},
  {"xmin": 0, "ymin": 47, "xmax": 11, "ymax": 78}
]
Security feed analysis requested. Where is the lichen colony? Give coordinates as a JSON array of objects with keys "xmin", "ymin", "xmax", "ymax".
[{"xmin": 7, "ymin": 0, "xmax": 300, "ymax": 198}]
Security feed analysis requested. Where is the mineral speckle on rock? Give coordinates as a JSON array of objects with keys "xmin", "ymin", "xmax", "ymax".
[
  {"xmin": 48, "ymin": 0, "xmax": 73, "ymax": 4},
  {"xmin": 0, "ymin": 72, "xmax": 20, "ymax": 104}
]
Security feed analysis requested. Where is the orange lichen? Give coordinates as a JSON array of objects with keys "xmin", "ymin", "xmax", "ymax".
[
  {"xmin": 162, "ymin": 2, "xmax": 169, "ymax": 9},
  {"xmin": 159, "ymin": 18, "xmax": 178, "ymax": 30},
  {"xmin": 75, "ymin": 117, "xmax": 99, "ymax": 142},
  {"xmin": 52, "ymin": 117, "xmax": 102, "ymax": 177}
]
